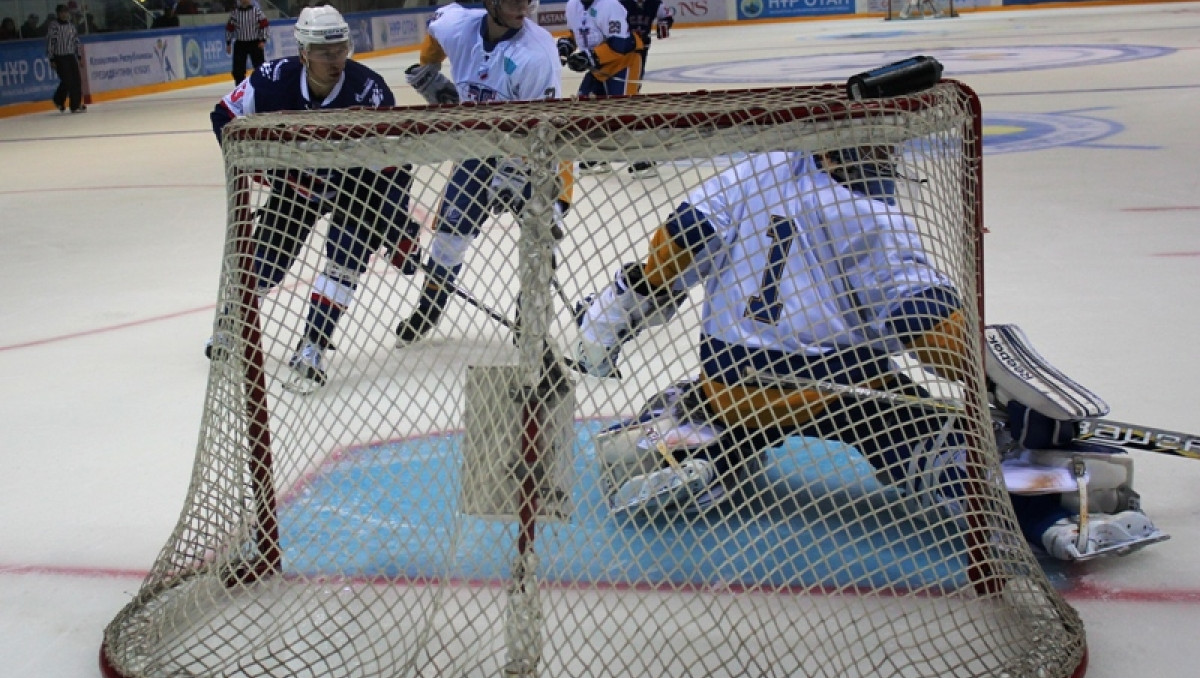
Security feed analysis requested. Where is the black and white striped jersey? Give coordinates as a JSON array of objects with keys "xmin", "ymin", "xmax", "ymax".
[
  {"xmin": 226, "ymin": 5, "xmax": 269, "ymax": 44},
  {"xmin": 45, "ymin": 19, "xmax": 79, "ymax": 58}
]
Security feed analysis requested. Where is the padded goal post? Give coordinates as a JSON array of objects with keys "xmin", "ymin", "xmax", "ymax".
[{"xmin": 100, "ymin": 83, "xmax": 1087, "ymax": 678}]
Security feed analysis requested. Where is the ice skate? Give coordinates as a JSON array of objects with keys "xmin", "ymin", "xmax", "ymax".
[
  {"xmin": 608, "ymin": 458, "xmax": 722, "ymax": 518},
  {"xmin": 204, "ymin": 333, "xmax": 236, "ymax": 360},
  {"xmin": 396, "ymin": 283, "xmax": 450, "ymax": 346},
  {"xmin": 204, "ymin": 314, "xmax": 236, "ymax": 360},
  {"xmin": 626, "ymin": 161, "xmax": 657, "ymax": 178},
  {"xmin": 1041, "ymin": 510, "xmax": 1168, "ymax": 561},
  {"xmin": 577, "ymin": 160, "xmax": 611, "ymax": 176},
  {"xmin": 284, "ymin": 340, "xmax": 327, "ymax": 395}
]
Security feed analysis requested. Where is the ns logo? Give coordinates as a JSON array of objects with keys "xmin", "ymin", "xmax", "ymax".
[{"xmin": 673, "ymin": 0, "xmax": 710, "ymax": 16}]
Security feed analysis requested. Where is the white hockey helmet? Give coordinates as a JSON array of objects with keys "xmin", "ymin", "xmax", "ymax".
[
  {"xmin": 294, "ymin": 6, "xmax": 353, "ymax": 55},
  {"xmin": 485, "ymin": 0, "xmax": 538, "ymax": 25}
]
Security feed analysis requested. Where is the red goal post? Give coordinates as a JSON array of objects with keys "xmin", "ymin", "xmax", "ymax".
[{"xmin": 100, "ymin": 83, "xmax": 1087, "ymax": 678}]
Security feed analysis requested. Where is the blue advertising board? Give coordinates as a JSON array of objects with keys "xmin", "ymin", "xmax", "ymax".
[
  {"xmin": 0, "ymin": 38, "xmax": 61, "ymax": 108},
  {"xmin": 737, "ymin": 0, "xmax": 855, "ymax": 20}
]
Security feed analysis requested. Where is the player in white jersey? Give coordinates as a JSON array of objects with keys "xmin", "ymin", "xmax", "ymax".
[
  {"xmin": 395, "ymin": 0, "xmax": 571, "ymax": 345},
  {"xmin": 574, "ymin": 146, "xmax": 1166, "ymax": 561},
  {"xmin": 205, "ymin": 6, "xmax": 419, "ymax": 393},
  {"xmin": 558, "ymin": 0, "xmax": 646, "ymax": 175}
]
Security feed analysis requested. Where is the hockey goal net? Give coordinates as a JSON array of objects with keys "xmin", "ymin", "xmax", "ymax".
[{"xmin": 100, "ymin": 83, "xmax": 1087, "ymax": 678}]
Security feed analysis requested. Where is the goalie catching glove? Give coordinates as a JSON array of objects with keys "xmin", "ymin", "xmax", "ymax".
[
  {"xmin": 405, "ymin": 63, "xmax": 460, "ymax": 105},
  {"xmin": 574, "ymin": 263, "xmax": 683, "ymax": 378}
]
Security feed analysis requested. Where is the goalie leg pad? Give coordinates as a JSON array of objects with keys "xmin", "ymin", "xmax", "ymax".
[
  {"xmin": 1029, "ymin": 443, "xmax": 1137, "ymax": 514},
  {"xmin": 985, "ymin": 324, "xmax": 1110, "ymax": 421}
]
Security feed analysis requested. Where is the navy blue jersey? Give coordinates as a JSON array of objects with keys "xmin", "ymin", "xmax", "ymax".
[
  {"xmin": 211, "ymin": 57, "xmax": 395, "ymax": 142},
  {"xmin": 620, "ymin": 0, "xmax": 662, "ymax": 47}
]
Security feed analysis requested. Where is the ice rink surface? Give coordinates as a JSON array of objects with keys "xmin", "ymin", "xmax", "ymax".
[{"xmin": 2, "ymin": 3, "xmax": 1198, "ymax": 676}]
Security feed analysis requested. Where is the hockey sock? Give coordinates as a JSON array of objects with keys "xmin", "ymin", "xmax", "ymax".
[{"xmin": 304, "ymin": 298, "xmax": 344, "ymax": 349}]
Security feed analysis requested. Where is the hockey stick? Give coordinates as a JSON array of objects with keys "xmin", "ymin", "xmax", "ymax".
[
  {"xmin": 415, "ymin": 261, "xmax": 588, "ymax": 373},
  {"xmin": 1076, "ymin": 419, "xmax": 1200, "ymax": 461},
  {"xmin": 744, "ymin": 368, "xmax": 1200, "ymax": 461}
]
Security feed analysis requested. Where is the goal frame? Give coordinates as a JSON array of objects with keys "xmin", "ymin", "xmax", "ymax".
[{"xmin": 100, "ymin": 82, "xmax": 1089, "ymax": 678}]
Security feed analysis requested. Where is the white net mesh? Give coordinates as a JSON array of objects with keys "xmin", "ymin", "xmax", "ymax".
[{"xmin": 100, "ymin": 84, "xmax": 1087, "ymax": 678}]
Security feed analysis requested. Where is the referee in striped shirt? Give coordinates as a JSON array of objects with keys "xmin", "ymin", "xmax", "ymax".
[
  {"xmin": 46, "ymin": 4, "xmax": 84, "ymax": 113},
  {"xmin": 226, "ymin": 0, "xmax": 269, "ymax": 85}
]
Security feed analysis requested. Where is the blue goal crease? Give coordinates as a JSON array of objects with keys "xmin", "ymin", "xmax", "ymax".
[{"xmin": 277, "ymin": 421, "xmax": 970, "ymax": 592}]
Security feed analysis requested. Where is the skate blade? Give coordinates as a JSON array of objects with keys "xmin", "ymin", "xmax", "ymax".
[
  {"xmin": 1072, "ymin": 531, "xmax": 1170, "ymax": 561},
  {"xmin": 282, "ymin": 370, "xmax": 325, "ymax": 395},
  {"xmin": 608, "ymin": 472, "xmax": 712, "ymax": 518}
]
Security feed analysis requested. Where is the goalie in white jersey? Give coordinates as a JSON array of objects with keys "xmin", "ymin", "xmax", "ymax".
[
  {"xmin": 395, "ymin": 0, "xmax": 571, "ymax": 344},
  {"xmin": 575, "ymin": 145, "xmax": 1166, "ymax": 562}
]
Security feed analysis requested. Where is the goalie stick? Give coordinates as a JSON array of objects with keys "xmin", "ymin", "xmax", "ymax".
[
  {"xmin": 1076, "ymin": 418, "xmax": 1200, "ymax": 461},
  {"xmin": 741, "ymin": 368, "xmax": 1200, "ymax": 461}
]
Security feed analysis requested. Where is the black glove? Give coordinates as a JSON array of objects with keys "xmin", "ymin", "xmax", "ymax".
[
  {"xmin": 556, "ymin": 37, "xmax": 575, "ymax": 66},
  {"xmin": 566, "ymin": 50, "xmax": 598, "ymax": 74}
]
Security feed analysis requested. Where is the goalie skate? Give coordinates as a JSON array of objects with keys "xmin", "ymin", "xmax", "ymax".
[
  {"xmin": 283, "ymin": 341, "xmax": 327, "ymax": 395},
  {"xmin": 1042, "ymin": 510, "xmax": 1169, "ymax": 562},
  {"xmin": 608, "ymin": 458, "xmax": 722, "ymax": 518}
]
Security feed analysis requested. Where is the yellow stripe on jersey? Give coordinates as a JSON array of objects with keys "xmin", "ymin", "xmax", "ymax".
[
  {"xmin": 904, "ymin": 310, "xmax": 971, "ymax": 385},
  {"xmin": 700, "ymin": 378, "xmax": 830, "ymax": 432},
  {"xmin": 642, "ymin": 226, "xmax": 692, "ymax": 292},
  {"xmin": 558, "ymin": 160, "xmax": 574, "ymax": 208},
  {"xmin": 419, "ymin": 34, "xmax": 447, "ymax": 67},
  {"xmin": 590, "ymin": 35, "xmax": 645, "ymax": 93}
]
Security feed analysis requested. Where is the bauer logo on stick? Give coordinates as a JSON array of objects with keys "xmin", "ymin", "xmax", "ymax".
[{"xmin": 846, "ymin": 56, "xmax": 944, "ymax": 100}]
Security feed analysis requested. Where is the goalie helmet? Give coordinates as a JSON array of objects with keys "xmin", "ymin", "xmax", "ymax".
[
  {"xmin": 294, "ymin": 5, "xmax": 354, "ymax": 56},
  {"xmin": 818, "ymin": 145, "xmax": 898, "ymax": 203}
]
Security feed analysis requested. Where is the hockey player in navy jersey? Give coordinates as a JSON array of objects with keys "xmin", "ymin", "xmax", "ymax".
[
  {"xmin": 620, "ymin": 0, "xmax": 662, "ymax": 72},
  {"xmin": 615, "ymin": 0, "xmax": 665, "ymax": 177},
  {"xmin": 393, "ymin": 0, "xmax": 571, "ymax": 346},
  {"xmin": 207, "ymin": 5, "xmax": 419, "ymax": 392},
  {"xmin": 573, "ymin": 143, "xmax": 1167, "ymax": 562},
  {"xmin": 559, "ymin": 0, "xmax": 646, "ymax": 175}
]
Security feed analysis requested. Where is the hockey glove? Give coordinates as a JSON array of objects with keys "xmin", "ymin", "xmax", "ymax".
[
  {"xmin": 405, "ymin": 63, "xmax": 460, "ymax": 105},
  {"xmin": 566, "ymin": 50, "xmax": 600, "ymax": 74},
  {"xmin": 573, "ymin": 263, "xmax": 682, "ymax": 378},
  {"xmin": 489, "ymin": 159, "xmax": 530, "ymax": 216},
  {"xmin": 556, "ymin": 37, "xmax": 575, "ymax": 65}
]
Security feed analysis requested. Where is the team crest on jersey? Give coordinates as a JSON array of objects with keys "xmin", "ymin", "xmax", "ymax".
[
  {"xmin": 355, "ymin": 79, "xmax": 383, "ymax": 106},
  {"xmin": 503, "ymin": 57, "xmax": 517, "ymax": 75}
]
